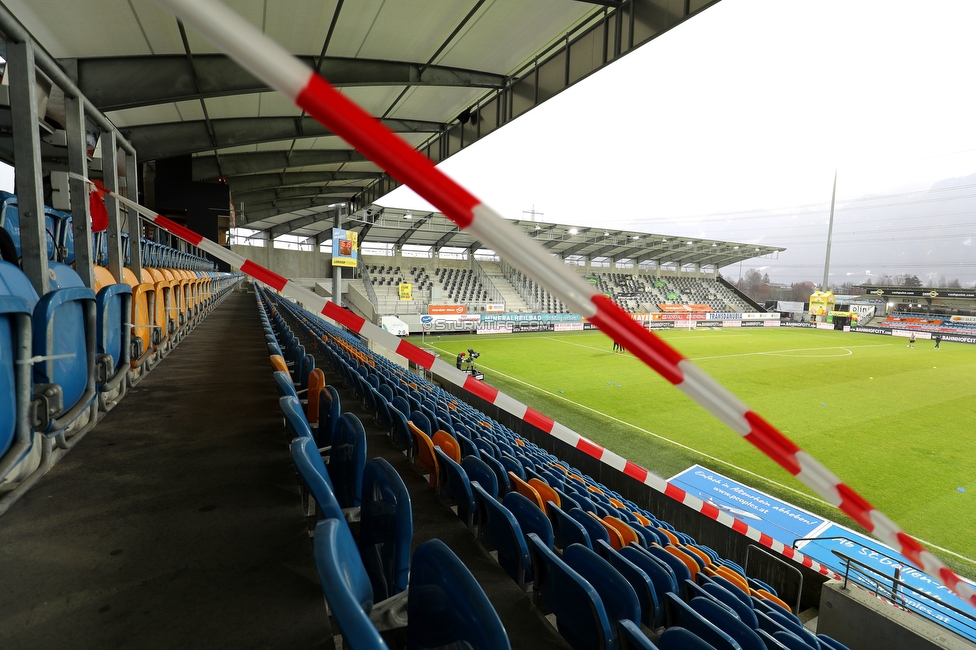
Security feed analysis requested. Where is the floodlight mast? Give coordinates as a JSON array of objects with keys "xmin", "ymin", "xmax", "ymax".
[{"xmin": 822, "ymin": 168, "xmax": 838, "ymax": 291}]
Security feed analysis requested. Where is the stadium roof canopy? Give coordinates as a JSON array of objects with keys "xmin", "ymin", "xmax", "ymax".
[
  {"xmin": 4, "ymin": 0, "xmax": 719, "ymax": 233},
  {"xmin": 243, "ymin": 204, "xmax": 784, "ymax": 268}
]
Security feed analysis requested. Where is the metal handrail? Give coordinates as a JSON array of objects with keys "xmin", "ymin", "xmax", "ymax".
[
  {"xmin": 469, "ymin": 257, "xmax": 503, "ymax": 303},
  {"xmin": 744, "ymin": 544, "xmax": 803, "ymax": 614},
  {"xmin": 358, "ymin": 259, "xmax": 379, "ymax": 307}
]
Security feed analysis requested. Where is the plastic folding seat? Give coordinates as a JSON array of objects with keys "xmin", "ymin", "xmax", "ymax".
[
  {"xmin": 566, "ymin": 508, "xmax": 609, "ymax": 547},
  {"xmin": 549, "ymin": 502, "xmax": 592, "ymax": 551},
  {"xmin": 472, "ymin": 482, "xmax": 530, "ymax": 589},
  {"xmin": 526, "ymin": 533, "xmax": 613, "ymax": 650},
  {"xmin": 281, "ymin": 395, "xmax": 313, "ymax": 441},
  {"xmin": 313, "ymin": 519, "xmax": 392, "ymax": 650},
  {"xmin": 757, "ymin": 608, "xmax": 819, "ymax": 648},
  {"xmin": 289, "ymin": 436, "xmax": 345, "ymax": 522},
  {"xmin": 305, "ymin": 368, "xmax": 326, "ymax": 426},
  {"xmin": 688, "ymin": 596, "xmax": 765, "ymax": 650},
  {"xmin": 563, "ymin": 543, "xmax": 641, "ymax": 643},
  {"xmin": 479, "ymin": 453, "xmax": 510, "ymax": 495},
  {"xmin": 816, "ymin": 635, "xmax": 850, "ymax": 650},
  {"xmin": 90, "ymin": 267, "xmax": 132, "ymax": 412},
  {"xmin": 359, "ymin": 458, "xmax": 412, "ymax": 601},
  {"xmin": 274, "ymin": 370, "xmax": 299, "ymax": 399},
  {"xmin": 500, "ymin": 454, "xmax": 527, "ymax": 481},
  {"xmin": 408, "ymin": 410, "xmax": 432, "ymax": 436},
  {"xmin": 617, "ymin": 620, "xmax": 660, "ymax": 650},
  {"xmin": 388, "ymin": 407, "xmax": 413, "ymax": 458},
  {"xmin": 317, "ymin": 385, "xmax": 341, "ymax": 449},
  {"xmin": 770, "ymin": 630, "xmax": 817, "ymax": 650},
  {"xmin": 620, "ymin": 546, "xmax": 679, "ymax": 605},
  {"xmin": 503, "ymin": 490, "xmax": 554, "ymax": 561},
  {"xmin": 122, "ymin": 266, "xmax": 156, "ymax": 379},
  {"xmin": 474, "ymin": 437, "xmax": 501, "ymax": 460},
  {"xmin": 456, "ymin": 432, "xmax": 480, "ymax": 459},
  {"xmin": 645, "ymin": 545, "xmax": 692, "ymax": 584},
  {"xmin": 697, "ymin": 577, "xmax": 758, "ymax": 630},
  {"xmin": 508, "ymin": 471, "xmax": 546, "ymax": 511},
  {"xmin": 413, "ymin": 428, "xmax": 439, "ymax": 487},
  {"xmin": 432, "ymin": 430, "xmax": 461, "ymax": 464},
  {"xmin": 596, "ymin": 540, "xmax": 659, "ymax": 629},
  {"xmin": 663, "ymin": 593, "xmax": 740, "ymax": 650},
  {"xmin": 328, "ymin": 413, "xmax": 367, "ymax": 508},
  {"xmin": 528, "ymin": 477, "xmax": 560, "ymax": 512},
  {"xmin": 0, "ymin": 289, "xmax": 36, "ymax": 493},
  {"xmin": 435, "ymin": 448, "xmax": 475, "ymax": 526},
  {"xmin": 461, "ymin": 456, "xmax": 497, "ymax": 499}
]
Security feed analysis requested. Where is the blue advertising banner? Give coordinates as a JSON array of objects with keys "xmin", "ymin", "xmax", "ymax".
[
  {"xmin": 798, "ymin": 525, "xmax": 976, "ymax": 643},
  {"xmin": 669, "ymin": 465, "xmax": 825, "ymax": 546}
]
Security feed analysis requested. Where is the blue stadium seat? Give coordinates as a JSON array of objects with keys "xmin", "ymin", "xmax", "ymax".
[
  {"xmin": 313, "ymin": 519, "xmax": 390, "ymax": 650},
  {"xmin": 663, "ymin": 593, "xmax": 740, "ymax": 650},
  {"xmin": 562, "ymin": 543, "xmax": 641, "ymax": 647},
  {"xmin": 435, "ymin": 447, "xmax": 476, "ymax": 527},
  {"xmin": 617, "ymin": 619, "xmax": 660, "ymax": 650},
  {"xmin": 409, "ymin": 410, "xmax": 432, "ymax": 436},
  {"xmin": 461, "ymin": 455, "xmax": 498, "ymax": 499},
  {"xmin": 646, "ymin": 545, "xmax": 693, "ymax": 585},
  {"xmin": 407, "ymin": 538, "xmax": 511, "ymax": 650},
  {"xmin": 503, "ymin": 491, "xmax": 554, "ymax": 551},
  {"xmin": 568, "ymin": 508, "xmax": 611, "ymax": 547},
  {"xmin": 329, "ymin": 413, "xmax": 367, "ymax": 508},
  {"xmin": 472, "ymin": 481, "xmax": 529, "ymax": 589},
  {"xmin": 658, "ymin": 627, "xmax": 719, "ymax": 650},
  {"xmin": 474, "ymin": 437, "xmax": 501, "ymax": 460},
  {"xmin": 93, "ymin": 282, "xmax": 132, "ymax": 412},
  {"xmin": 526, "ymin": 532, "xmax": 614, "ymax": 650},
  {"xmin": 389, "ymin": 406, "xmax": 413, "ymax": 457},
  {"xmin": 479, "ymin": 453, "xmax": 510, "ymax": 494},
  {"xmin": 697, "ymin": 576, "xmax": 758, "ymax": 629},
  {"xmin": 596, "ymin": 540, "xmax": 660, "ymax": 629},
  {"xmin": 359, "ymin": 458, "xmax": 412, "ymax": 602},
  {"xmin": 317, "ymin": 384, "xmax": 341, "ymax": 449},
  {"xmin": 771, "ymin": 630, "xmax": 817, "ymax": 650},
  {"xmin": 273, "ymin": 370, "xmax": 298, "ymax": 399},
  {"xmin": 280, "ymin": 395, "xmax": 313, "ymax": 440},
  {"xmin": 549, "ymin": 503, "xmax": 592, "ymax": 551},
  {"xmin": 456, "ymin": 432, "xmax": 480, "ymax": 459},
  {"xmin": 289, "ymin": 436, "xmax": 344, "ymax": 522},
  {"xmin": 689, "ymin": 596, "xmax": 766, "ymax": 650},
  {"xmin": 0, "ymin": 293, "xmax": 33, "ymax": 491},
  {"xmin": 816, "ymin": 634, "xmax": 850, "ymax": 650}
]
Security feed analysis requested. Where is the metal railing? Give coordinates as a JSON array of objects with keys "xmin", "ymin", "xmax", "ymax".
[
  {"xmin": 469, "ymin": 258, "xmax": 503, "ymax": 303},
  {"xmin": 358, "ymin": 259, "xmax": 379, "ymax": 308}
]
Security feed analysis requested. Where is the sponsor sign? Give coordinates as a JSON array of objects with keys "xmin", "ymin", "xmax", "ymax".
[
  {"xmin": 943, "ymin": 334, "xmax": 976, "ymax": 344},
  {"xmin": 782, "ymin": 322, "xmax": 816, "ymax": 328},
  {"xmin": 429, "ymin": 305, "xmax": 466, "ymax": 315},
  {"xmin": 669, "ymin": 465, "xmax": 825, "ymax": 545},
  {"xmin": 892, "ymin": 329, "xmax": 931, "ymax": 340},
  {"xmin": 797, "ymin": 524, "xmax": 976, "ymax": 643},
  {"xmin": 849, "ymin": 326, "xmax": 891, "ymax": 335},
  {"xmin": 869, "ymin": 287, "xmax": 976, "ymax": 299},
  {"xmin": 658, "ymin": 304, "xmax": 714, "ymax": 313},
  {"xmin": 398, "ymin": 282, "xmax": 412, "ymax": 300},
  {"xmin": 740, "ymin": 320, "xmax": 765, "ymax": 327},
  {"xmin": 331, "ymin": 228, "xmax": 358, "ymax": 267},
  {"xmin": 646, "ymin": 321, "xmax": 674, "ymax": 329},
  {"xmin": 764, "ymin": 320, "xmax": 781, "ymax": 327},
  {"xmin": 553, "ymin": 322, "xmax": 584, "ymax": 332},
  {"xmin": 485, "ymin": 302, "xmax": 505, "ymax": 313},
  {"xmin": 482, "ymin": 313, "xmax": 581, "ymax": 324},
  {"xmin": 816, "ymin": 323, "xmax": 834, "ymax": 330},
  {"xmin": 424, "ymin": 315, "xmax": 480, "ymax": 332},
  {"xmin": 949, "ymin": 315, "xmax": 976, "ymax": 324}
]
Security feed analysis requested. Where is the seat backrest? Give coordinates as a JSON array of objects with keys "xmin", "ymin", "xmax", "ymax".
[
  {"xmin": 502, "ymin": 491, "xmax": 554, "ymax": 550},
  {"xmin": 478, "ymin": 453, "xmax": 510, "ymax": 495},
  {"xmin": 280, "ymin": 395, "xmax": 313, "ymax": 440},
  {"xmin": 471, "ymin": 482, "xmax": 529, "ymax": 588},
  {"xmin": 313, "ymin": 519, "xmax": 385, "ymax": 648},
  {"xmin": 617, "ymin": 619, "xmax": 659, "ymax": 650},
  {"xmin": 95, "ymin": 283, "xmax": 132, "ymax": 373},
  {"xmin": 359, "ymin": 458, "xmax": 412, "ymax": 601},
  {"xmin": 689, "ymin": 596, "xmax": 766, "ymax": 650},
  {"xmin": 306, "ymin": 368, "xmax": 326, "ymax": 424},
  {"xmin": 317, "ymin": 385, "xmax": 341, "ymax": 448},
  {"xmin": 499, "ymin": 452, "xmax": 526, "ymax": 480},
  {"xmin": 432, "ymin": 429, "xmax": 461, "ymax": 463},
  {"xmin": 527, "ymin": 477, "xmax": 560, "ymax": 512},
  {"xmin": 596, "ymin": 540, "xmax": 659, "ymax": 629},
  {"xmin": 273, "ymin": 370, "xmax": 298, "ymax": 399},
  {"xmin": 568, "ymin": 508, "xmax": 611, "ymax": 547},
  {"xmin": 289, "ymin": 436, "xmax": 343, "ymax": 521},
  {"xmin": 409, "ymin": 410, "xmax": 432, "ymax": 435},
  {"xmin": 408, "ymin": 538, "xmax": 511, "ymax": 650},
  {"xmin": 0, "ymin": 294, "xmax": 30, "ymax": 462},
  {"xmin": 699, "ymin": 578, "xmax": 759, "ymax": 629},
  {"xmin": 619, "ymin": 546, "xmax": 679, "ymax": 611},
  {"xmin": 33, "ymin": 284, "xmax": 96, "ymax": 418},
  {"xmin": 525, "ymin": 533, "xmax": 613, "ymax": 650},
  {"xmin": 663, "ymin": 593, "xmax": 741, "ymax": 650},
  {"xmin": 474, "ymin": 437, "xmax": 501, "ymax": 460},
  {"xmin": 328, "ymin": 413, "xmax": 367, "ymax": 508},
  {"xmin": 647, "ymin": 544, "xmax": 692, "ymax": 584},
  {"xmin": 657, "ymin": 627, "xmax": 718, "ymax": 650},
  {"xmin": 549, "ymin": 502, "xmax": 592, "ymax": 551},
  {"xmin": 390, "ymin": 395, "xmax": 410, "ymax": 417},
  {"xmin": 435, "ymin": 448, "xmax": 475, "ymax": 527},
  {"xmin": 456, "ymin": 432, "xmax": 480, "ymax": 459},
  {"xmin": 389, "ymin": 407, "xmax": 413, "ymax": 454},
  {"xmin": 563, "ymin": 543, "xmax": 641, "ymax": 632},
  {"xmin": 413, "ymin": 427, "xmax": 439, "ymax": 487},
  {"xmin": 508, "ymin": 471, "xmax": 545, "ymax": 510},
  {"xmin": 461, "ymin": 456, "xmax": 498, "ymax": 499},
  {"xmin": 604, "ymin": 516, "xmax": 641, "ymax": 547}
]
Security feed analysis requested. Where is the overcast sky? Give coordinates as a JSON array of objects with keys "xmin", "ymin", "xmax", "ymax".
[{"xmin": 379, "ymin": 0, "xmax": 976, "ymax": 286}]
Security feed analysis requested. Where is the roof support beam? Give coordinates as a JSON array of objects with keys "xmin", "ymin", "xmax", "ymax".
[
  {"xmin": 229, "ymin": 171, "xmax": 383, "ymax": 195},
  {"xmin": 192, "ymin": 149, "xmax": 368, "ymax": 180},
  {"xmin": 235, "ymin": 185, "xmax": 368, "ymax": 205},
  {"xmin": 395, "ymin": 212, "xmax": 435, "ymax": 247},
  {"xmin": 74, "ymin": 54, "xmax": 508, "ymax": 111},
  {"xmin": 125, "ymin": 116, "xmax": 444, "ymax": 161},
  {"xmin": 269, "ymin": 213, "xmax": 336, "ymax": 239},
  {"xmin": 242, "ymin": 196, "xmax": 355, "ymax": 224}
]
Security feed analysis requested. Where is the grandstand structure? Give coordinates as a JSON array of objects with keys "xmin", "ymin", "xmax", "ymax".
[{"xmin": 1, "ymin": 1, "xmax": 972, "ymax": 649}]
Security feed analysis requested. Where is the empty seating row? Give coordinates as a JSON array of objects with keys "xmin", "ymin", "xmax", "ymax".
[
  {"xmin": 0, "ymin": 258, "xmax": 241, "ymax": 517},
  {"xmin": 260, "ymin": 286, "xmax": 850, "ymax": 650},
  {"xmin": 256, "ymin": 291, "xmax": 512, "ymax": 649}
]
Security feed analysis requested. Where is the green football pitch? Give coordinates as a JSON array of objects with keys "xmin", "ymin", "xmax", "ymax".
[{"xmin": 421, "ymin": 327, "xmax": 976, "ymax": 575}]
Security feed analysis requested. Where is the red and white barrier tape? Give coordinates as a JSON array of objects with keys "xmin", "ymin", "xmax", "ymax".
[{"xmin": 146, "ymin": 0, "xmax": 974, "ymax": 606}]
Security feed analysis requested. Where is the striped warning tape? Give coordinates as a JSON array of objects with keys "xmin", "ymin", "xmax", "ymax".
[{"xmin": 140, "ymin": 0, "xmax": 976, "ymax": 606}]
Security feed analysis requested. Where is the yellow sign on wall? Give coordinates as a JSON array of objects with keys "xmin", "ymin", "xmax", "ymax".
[{"xmin": 398, "ymin": 282, "xmax": 412, "ymax": 300}]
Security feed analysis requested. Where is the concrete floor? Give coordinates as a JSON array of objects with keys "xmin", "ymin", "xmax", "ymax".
[{"xmin": 0, "ymin": 288, "xmax": 330, "ymax": 649}]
